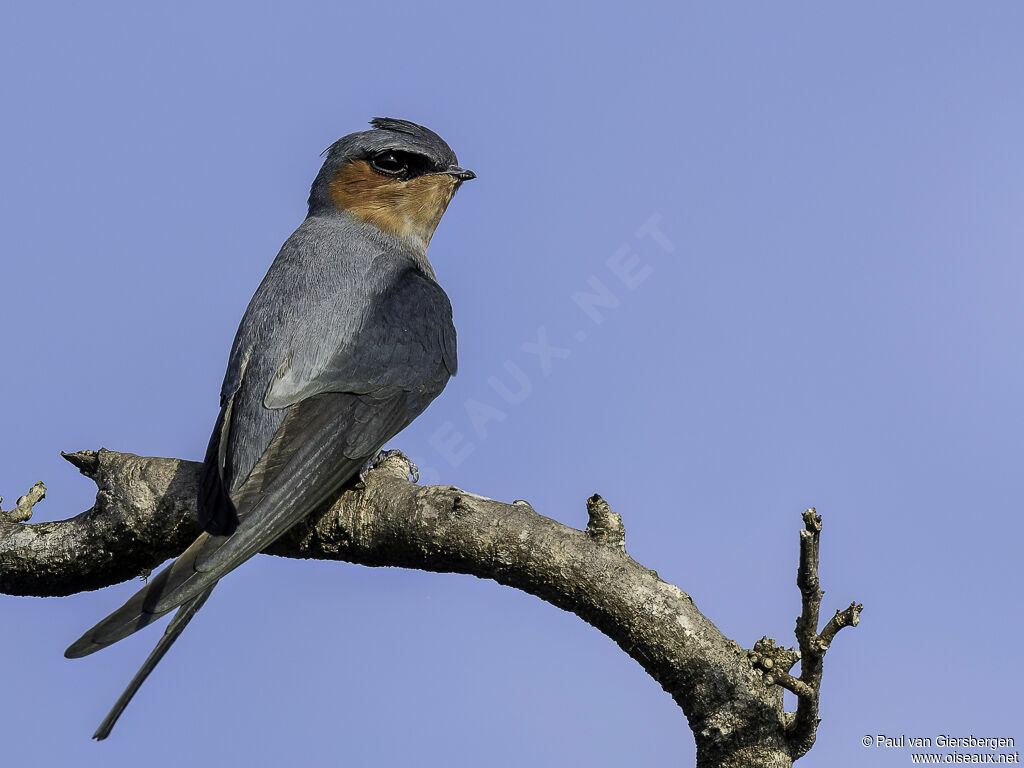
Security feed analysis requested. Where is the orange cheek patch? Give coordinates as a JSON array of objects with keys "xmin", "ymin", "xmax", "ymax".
[{"xmin": 329, "ymin": 161, "xmax": 457, "ymax": 252}]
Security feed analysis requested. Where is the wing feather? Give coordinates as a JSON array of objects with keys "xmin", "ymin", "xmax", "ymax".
[{"xmin": 66, "ymin": 216, "xmax": 456, "ymax": 690}]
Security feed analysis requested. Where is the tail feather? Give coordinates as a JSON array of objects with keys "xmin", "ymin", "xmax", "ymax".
[
  {"xmin": 92, "ymin": 587, "xmax": 215, "ymax": 740},
  {"xmin": 64, "ymin": 532, "xmax": 228, "ymax": 658},
  {"xmin": 65, "ymin": 449, "xmax": 362, "ymax": 660},
  {"xmin": 65, "ymin": 391, "xmax": 411, "ymax": 738}
]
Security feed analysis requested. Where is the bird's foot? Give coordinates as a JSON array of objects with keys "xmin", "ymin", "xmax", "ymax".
[{"xmin": 359, "ymin": 449, "xmax": 419, "ymax": 484}]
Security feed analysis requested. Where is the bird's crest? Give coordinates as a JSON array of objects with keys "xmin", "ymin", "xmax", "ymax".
[{"xmin": 370, "ymin": 117, "xmax": 445, "ymax": 144}]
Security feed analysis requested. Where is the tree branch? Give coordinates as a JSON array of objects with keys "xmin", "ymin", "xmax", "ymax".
[
  {"xmin": 784, "ymin": 508, "xmax": 863, "ymax": 759},
  {"xmin": 0, "ymin": 480, "xmax": 47, "ymax": 524},
  {"xmin": 0, "ymin": 449, "xmax": 859, "ymax": 768}
]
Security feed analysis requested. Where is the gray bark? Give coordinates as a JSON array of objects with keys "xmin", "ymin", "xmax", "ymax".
[{"xmin": 0, "ymin": 448, "xmax": 859, "ymax": 767}]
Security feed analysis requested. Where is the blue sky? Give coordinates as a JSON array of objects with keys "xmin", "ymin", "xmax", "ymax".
[{"xmin": 1, "ymin": 2, "xmax": 1021, "ymax": 766}]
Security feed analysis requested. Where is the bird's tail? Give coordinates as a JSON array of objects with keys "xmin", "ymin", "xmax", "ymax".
[
  {"xmin": 91, "ymin": 586, "xmax": 215, "ymax": 740},
  {"xmin": 66, "ymin": 393, "xmax": 404, "ymax": 738},
  {"xmin": 64, "ymin": 530, "xmax": 229, "ymax": 658}
]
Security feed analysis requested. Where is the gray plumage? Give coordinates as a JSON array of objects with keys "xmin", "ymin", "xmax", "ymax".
[{"xmin": 65, "ymin": 118, "xmax": 470, "ymax": 738}]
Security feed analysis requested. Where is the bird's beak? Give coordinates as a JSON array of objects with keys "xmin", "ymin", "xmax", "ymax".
[{"xmin": 444, "ymin": 166, "xmax": 476, "ymax": 182}]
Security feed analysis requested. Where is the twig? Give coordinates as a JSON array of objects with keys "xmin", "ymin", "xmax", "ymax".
[
  {"xmin": 0, "ymin": 481, "xmax": 46, "ymax": 523},
  {"xmin": 784, "ymin": 508, "xmax": 863, "ymax": 759}
]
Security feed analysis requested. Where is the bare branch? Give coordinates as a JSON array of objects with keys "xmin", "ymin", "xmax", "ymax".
[
  {"xmin": 766, "ymin": 669, "xmax": 814, "ymax": 699},
  {"xmin": 0, "ymin": 451, "xmax": 204, "ymax": 596},
  {"xmin": 1, "ymin": 449, "xmax": 861, "ymax": 768},
  {"xmin": 0, "ymin": 480, "xmax": 47, "ymax": 523},
  {"xmin": 782, "ymin": 508, "xmax": 863, "ymax": 759},
  {"xmin": 820, "ymin": 602, "xmax": 863, "ymax": 647}
]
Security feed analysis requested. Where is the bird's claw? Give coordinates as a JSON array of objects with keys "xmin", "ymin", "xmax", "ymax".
[{"xmin": 359, "ymin": 449, "xmax": 419, "ymax": 484}]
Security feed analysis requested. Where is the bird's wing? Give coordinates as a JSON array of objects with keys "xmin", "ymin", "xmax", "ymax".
[
  {"xmin": 189, "ymin": 267, "xmax": 456, "ymax": 591},
  {"xmin": 198, "ymin": 258, "xmax": 457, "ymax": 533},
  {"xmin": 264, "ymin": 266, "xmax": 457, "ymax": 407},
  {"xmin": 197, "ymin": 392, "xmax": 240, "ymax": 535},
  {"xmin": 66, "ymin": 260, "xmax": 456, "ymax": 659},
  {"xmin": 197, "ymin": 221, "xmax": 457, "ymax": 535}
]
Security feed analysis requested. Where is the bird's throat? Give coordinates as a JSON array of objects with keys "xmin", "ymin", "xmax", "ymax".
[{"xmin": 329, "ymin": 160, "xmax": 458, "ymax": 254}]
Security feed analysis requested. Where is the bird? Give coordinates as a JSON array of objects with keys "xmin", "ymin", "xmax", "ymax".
[{"xmin": 64, "ymin": 117, "xmax": 474, "ymax": 739}]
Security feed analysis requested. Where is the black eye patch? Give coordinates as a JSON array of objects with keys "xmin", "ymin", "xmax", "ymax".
[{"xmin": 369, "ymin": 150, "xmax": 433, "ymax": 180}]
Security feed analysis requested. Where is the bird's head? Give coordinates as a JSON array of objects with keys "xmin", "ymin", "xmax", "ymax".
[{"xmin": 309, "ymin": 118, "xmax": 475, "ymax": 255}]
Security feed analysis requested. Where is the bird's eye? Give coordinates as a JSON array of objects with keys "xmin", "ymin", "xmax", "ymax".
[{"xmin": 370, "ymin": 152, "xmax": 409, "ymax": 177}]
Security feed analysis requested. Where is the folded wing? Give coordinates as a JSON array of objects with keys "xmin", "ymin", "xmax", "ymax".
[{"xmin": 67, "ymin": 255, "xmax": 456, "ymax": 659}]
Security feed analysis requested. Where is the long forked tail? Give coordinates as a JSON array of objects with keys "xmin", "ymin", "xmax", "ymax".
[
  {"xmin": 64, "ymin": 531, "xmax": 227, "ymax": 658},
  {"xmin": 68, "ymin": 393, "xmax": 402, "ymax": 736},
  {"xmin": 92, "ymin": 586, "xmax": 215, "ymax": 740}
]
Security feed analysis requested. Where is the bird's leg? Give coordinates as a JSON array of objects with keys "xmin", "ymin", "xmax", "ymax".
[{"xmin": 359, "ymin": 449, "xmax": 419, "ymax": 484}]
